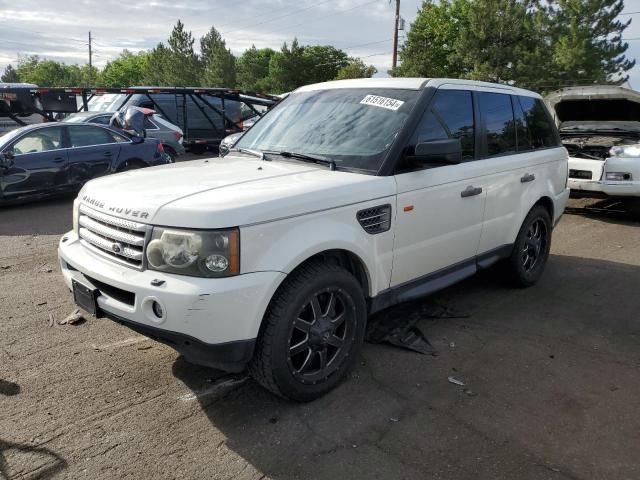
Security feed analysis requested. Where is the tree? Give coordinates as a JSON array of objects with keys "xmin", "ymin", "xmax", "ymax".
[
  {"xmin": 267, "ymin": 39, "xmax": 308, "ymax": 93},
  {"xmin": 99, "ymin": 50, "xmax": 149, "ymax": 87},
  {"xmin": 144, "ymin": 43, "xmax": 172, "ymax": 85},
  {"xmin": 392, "ymin": 0, "xmax": 470, "ymax": 78},
  {"xmin": 548, "ymin": 0, "xmax": 635, "ymax": 86},
  {"xmin": 237, "ymin": 46, "xmax": 276, "ymax": 92},
  {"xmin": 301, "ymin": 45, "xmax": 349, "ymax": 84},
  {"xmin": 336, "ymin": 58, "xmax": 377, "ymax": 79},
  {"xmin": 165, "ymin": 20, "xmax": 202, "ymax": 86},
  {"xmin": 200, "ymin": 26, "xmax": 236, "ymax": 87},
  {"xmin": 1, "ymin": 64, "xmax": 20, "ymax": 83}
]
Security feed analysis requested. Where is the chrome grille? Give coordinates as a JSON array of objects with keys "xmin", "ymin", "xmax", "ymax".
[
  {"xmin": 357, "ymin": 204, "xmax": 392, "ymax": 234},
  {"xmin": 78, "ymin": 205, "xmax": 148, "ymax": 269}
]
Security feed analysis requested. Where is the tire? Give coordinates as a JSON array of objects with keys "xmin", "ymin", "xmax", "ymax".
[
  {"xmin": 163, "ymin": 147, "xmax": 176, "ymax": 163},
  {"xmin": 505, "ymin": 204, "xmax": 552, "ymax": 287},
  {"xmin": 248, "ymin": 261, "xmax": 367, "ymax": 402}
]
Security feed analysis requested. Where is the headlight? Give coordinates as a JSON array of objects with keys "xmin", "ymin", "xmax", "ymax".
[
  {"xmin": 72, "ymin": 198, "xmax": 80, "ymax": 233},
  {"xmin": 146, "ymin": 227, "xmax": 239, "ymax": 278},
  {"xmin": 609, "ymin": 144, "xmax": 640, "ymax": 157},
  {"xmin": 606, "ymin": 172, "xmax": 633, "ymax": 181}
]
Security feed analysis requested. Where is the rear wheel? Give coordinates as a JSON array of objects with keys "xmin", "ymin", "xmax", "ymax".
[
  {"xmin": 163, "ymin": 146, "xmax": 176, "ymax": 163},
  {"xmin": 505, "ymin": 205, "xmax": 552, "ymax": 287},
  {"xmin": 249, "ymin": 262, "xmax": 366, "ymax": 401}
]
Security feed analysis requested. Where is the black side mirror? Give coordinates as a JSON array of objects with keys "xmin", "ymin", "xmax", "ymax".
[
  {"xmin": 411, "ymin": 138, "xmax": 462, "ymax": 165},
  {"xmin": 0, "ymin": 150, "xmax": 15, "ymax": 169},
  {"xmin": 131, "ymin": 136, "xmax": 144, "ymax": 145}
]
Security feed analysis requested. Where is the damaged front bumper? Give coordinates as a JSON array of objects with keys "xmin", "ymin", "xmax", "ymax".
[
  {"xmin": 568, "ymin": 156, "xmax": 640, "ymax": 198},
  {"xmin": 58, "ymin": 231, "xmax": 285, "ymax": 371}
]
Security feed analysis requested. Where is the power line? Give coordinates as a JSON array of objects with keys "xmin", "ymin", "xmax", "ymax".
[{"xmin": 619, "ymin": 11, "xmax": 640, "ymax": 15}]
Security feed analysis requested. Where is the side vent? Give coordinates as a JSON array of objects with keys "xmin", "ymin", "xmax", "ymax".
[{"xmin": 357, "ymin": 204, "xmax": 392, "ymax": 234}]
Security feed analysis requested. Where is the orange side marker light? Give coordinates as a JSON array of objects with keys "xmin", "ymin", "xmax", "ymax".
[{"xmin": 403, "ymin": 205, "xmax": 414, "ymax": 212}]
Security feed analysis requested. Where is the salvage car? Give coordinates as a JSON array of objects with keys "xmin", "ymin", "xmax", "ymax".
[
  {"xmin": 547, "ymin": 85, "xmax": 640, "ymax": 203},
  {"xmin": 64, "ymin": 110, "xmax": 186, "ymax": 162},
  {"xmin": 0, "ymin": 114, "xmax": 170, "ymax": 205},
  {"xmin": 58, "ymin": 78, "xmax": 569, "ymax": 401}
]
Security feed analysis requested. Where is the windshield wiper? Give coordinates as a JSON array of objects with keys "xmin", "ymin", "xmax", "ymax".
[
  {"xmin": 229, "ymin": 147, "xmax": 268, "ymax": 161},
  {"xmin": 275, "ymin": 151, "xmax": 336, "ymax": 170}
]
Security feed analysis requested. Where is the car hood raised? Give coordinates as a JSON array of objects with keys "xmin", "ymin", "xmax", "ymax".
[{"xmin": 78, "ymin": 155, "xmax": 395, "ymax": 228}]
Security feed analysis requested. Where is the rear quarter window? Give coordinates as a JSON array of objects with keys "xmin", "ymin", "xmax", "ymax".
[
  {"xmin": 517, "ymin": 96, "xmax": 561, "ymax": 148},
  {"xmin": 478, "ymin": 92, "xmax": 516, "ymax": 156}
]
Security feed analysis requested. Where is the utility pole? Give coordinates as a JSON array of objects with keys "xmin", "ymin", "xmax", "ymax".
[
  {"xmin": 392, "ymin": 0, "xmax": 400, "ymax": 70},
  {"xmin": 88, "ymin": 31, "xmax": 93, "ymax": 68}
]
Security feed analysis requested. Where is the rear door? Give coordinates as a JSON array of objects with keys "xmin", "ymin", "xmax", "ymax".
[
  {"xmin": 391, "ymin": 89, "xmax": 487, "ymax": 287},
  {"xmin": 66, "ymin": 125, "xmax": 123, "ymax": 187},
  {"xmin": 476, "ymin": 93, "xmax": 563, "ymax": 255},
  {"xmin": 0, "ymin": 126, "xmax": 68, "ymax": 200}
]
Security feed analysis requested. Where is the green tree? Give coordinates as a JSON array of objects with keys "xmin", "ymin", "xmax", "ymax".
[
  {"xmin": 267, "ymin": 39, "xmax": 308, "ymax": 93},
  {"xmin": 165, "ymin": 20, "xmax": 202, "ymax": 86},
  {"xmin": 144, "ymin": 43, "xmax": 172, "ymax": 85},
  {"xmin": 301, "ymin": 45, "xmax": 349, "ymax": 84},
  {"xmin": 1, "ymin": 64, "xmax": 20, "ymax": 83},
  {"xmin": 336, "ymin": 58, "xmax": 377, "ymax": 79},
  {"xmin": 200, "ymin": 26, "xmax": 236, "ymax": 87},
  {"xmin": 99, "ymin": 50, "xmax": 149, "ymax": 87},
  {"xmin": 392, "ymin": 0, "xmax": 471, "ymax": 78},
  {"xmin": 548, "ymin": 0, "xmax": 635, "ymax": 86},
  {"xmin": 237, "ymin": 46, "xmax": 276, "ymax": 92}
]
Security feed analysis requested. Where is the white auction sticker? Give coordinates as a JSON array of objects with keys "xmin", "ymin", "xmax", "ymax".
[{"xmin": 360, "ymin": 94, "xmax": 405, "ymax": 111}]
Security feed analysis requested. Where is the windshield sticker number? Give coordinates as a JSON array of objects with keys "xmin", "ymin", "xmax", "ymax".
[{"xmin": 360, "ymin": 95, "xmax": 405, "ymax": 111}]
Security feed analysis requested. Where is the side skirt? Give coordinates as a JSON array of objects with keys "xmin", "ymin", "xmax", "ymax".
[{"xmin": 368, "ymin": 244, "xmax": 513, "ymax": 315}]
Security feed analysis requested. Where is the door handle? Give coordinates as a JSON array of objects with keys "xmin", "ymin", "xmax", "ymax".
[
  {"xmin": 104, "ymin": 152, "xmax": 113, "ymax": 157},
  {"xmin": 461, "ymin": 186, "xmax": 483, "ymax": 198},
  {"xmin": 520, "ymin": 173, "xmax": 535, "ymax": 183},
  {"xmin": 53, "ymin": 157, "xmax": 65, "ymax": 163}
]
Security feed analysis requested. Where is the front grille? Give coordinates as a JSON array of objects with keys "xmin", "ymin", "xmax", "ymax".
[
  {"xmin": 357, "ymin": 205, "xmax": 392, "ymax": 234},
  {"xmin": 569, "ymin": 169, "xmax": 593, "ymax": 180},
  {"xmin": 78, "ymin": 205, "xmax": 148, "ymax": 269}
]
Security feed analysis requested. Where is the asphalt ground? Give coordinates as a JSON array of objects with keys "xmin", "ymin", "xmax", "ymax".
[{"xmin": 1, "ymin": 191, "xmax": 639, "ymax": 480}]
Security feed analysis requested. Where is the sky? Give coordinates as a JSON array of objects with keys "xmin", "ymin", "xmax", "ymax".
[{"xmin": 0, "ymin": 0, "xmax": 639, "ymax": 87}]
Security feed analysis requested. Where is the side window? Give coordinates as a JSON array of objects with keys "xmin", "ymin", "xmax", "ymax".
[
  {"xmin": 478, "ymin": 92, "xmax": 516, "ymax": 156},
  {"xmin": 518, "ymin": 96, "xmax": 560, "ymax": 148},
  {"xmin": 89, "ymin": 115, "xmax": 111, "ymax": 126},
  {"xmin": 68, "ymin": 126, "xmax": 116, "ymax": 147},
  {"xmin": 411, "ymin": 89, "xmax": 475, "ymax": 160},
  {"xmin": 513, "ymin": 97, "xmax": 533, "ymax": 151},
  {"xmin": 12, "ymin": 127, "xmax": 63, "ymax": 154}
]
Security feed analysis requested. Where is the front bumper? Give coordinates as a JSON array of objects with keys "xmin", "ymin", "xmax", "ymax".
[
  {"xmin": 58, "ymin": 231, "xmax": 285, "ymax": 371},
  {"xmin": 568, "ymin": 179, "xmax": 640, "ymax": 198}
]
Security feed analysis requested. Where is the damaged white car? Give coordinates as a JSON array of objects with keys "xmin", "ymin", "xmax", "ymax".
[{"xmin": 547, "ymin": 86, "xmax": 640, "ymax": 203}]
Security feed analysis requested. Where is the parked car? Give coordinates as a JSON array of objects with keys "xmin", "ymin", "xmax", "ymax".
[
  {"xmin": 63, "ymin": 110, "xmax": 186, "ymax": 162},
  {"xmin": 218, "ymin": 131, "xmax": 244, "ymax": 157},
  {"xmin": 58, "ymin": 78, "xmax": 569, "ymax": 401},
  {"xmin": 0, "ymin": 120, "xmax": 170, "ymax": 205},
  {"xmin": 547, "ymin": 85, "xmax": 640, "ymax": 204}
]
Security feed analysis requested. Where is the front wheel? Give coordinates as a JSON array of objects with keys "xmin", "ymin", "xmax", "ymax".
[
  {"xmin": 249, "ymin": 262, "xmax": 366, "ymax": 401},
  {"xmin": 505, "ymin": 205, "xmax": 552, "ymax": 287}
]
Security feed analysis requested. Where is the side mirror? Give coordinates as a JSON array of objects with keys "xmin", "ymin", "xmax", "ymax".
[
  {"xmin": 411, "ymin": 139, "xmax": 462, "ymax": 165},
  {"xmin": 131, "ymin": 136, "xmax": 144, "ymax": 144},
  {"xmin": 0, "ymin": 150, "xmax": 15, "ymax": 169}
]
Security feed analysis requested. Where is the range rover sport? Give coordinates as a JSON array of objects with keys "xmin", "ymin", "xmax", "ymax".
[{"xmin": 58, "ymin": 78, "xmax": 569, "ymax": 401}]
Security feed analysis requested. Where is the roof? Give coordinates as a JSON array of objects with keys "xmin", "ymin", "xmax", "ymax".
[{"xmin": 295, "ymin": 77, "xmax": 542, "ymax": 98}]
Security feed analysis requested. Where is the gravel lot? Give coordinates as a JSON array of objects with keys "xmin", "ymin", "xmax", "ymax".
[{"xmin": 1, "ymin": 192, "xmax": 639, "ymax": 480}]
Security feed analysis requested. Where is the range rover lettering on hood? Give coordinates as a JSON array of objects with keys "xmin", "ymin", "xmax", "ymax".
[{"xmin": 82, "ymin": 195, "xmax": 150, "ymax": 219}]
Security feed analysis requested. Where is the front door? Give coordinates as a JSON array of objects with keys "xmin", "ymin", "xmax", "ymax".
[
  {"xmin": 66, "ymin": 125, "xmax": 122, "ymax": 187},
  {"xmin": 391, "ymin": 89, "xmax": 487, "ymax": 287},
  {"xmin": 0, "ymin": 126, "xmax": 68, "ymax": 200}
]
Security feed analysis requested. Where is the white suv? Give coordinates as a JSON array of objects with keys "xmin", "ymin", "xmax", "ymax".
[{"xmin": 58, "ymin": 78, "xmax": 569, "ymax": 401}]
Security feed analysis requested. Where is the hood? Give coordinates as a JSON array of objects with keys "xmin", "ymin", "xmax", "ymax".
[
  {"xmin": 79, "ymin": 155, "xmax": 395, "ymax": 228},
  {"xmin": 546, "ymin": 85, "xmax": 640, "ymax": 131}
]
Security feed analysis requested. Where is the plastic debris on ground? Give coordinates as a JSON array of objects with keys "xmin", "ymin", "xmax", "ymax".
[
  {"xmin": 58, "ymin": 308, "xmax": 86, "ymax": 326},
  {"xmin": 365, "ymin": 300, "xmax": 469, "ymax": 355},
  {"xmin": 447, "ymin": 376, "xmax": 465, "ymax": 386}
]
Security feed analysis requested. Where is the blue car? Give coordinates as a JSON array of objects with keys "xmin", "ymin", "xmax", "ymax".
[{"xmin": 0, "ymin": 122, "xmax": 171, "ymax": 205}]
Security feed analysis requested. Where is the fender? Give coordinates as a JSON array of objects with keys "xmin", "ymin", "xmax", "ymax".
[{"xmin": 240, "ymin": 196, "xmax": 397, "ymax": 298}]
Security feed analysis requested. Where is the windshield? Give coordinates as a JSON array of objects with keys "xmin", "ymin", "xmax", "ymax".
[
  {"xmin": 88, "ymin": 94, "xmax": 127, "ymax": 112},
  {"xmin": 236, "ymin": 88, "xmax": 420, "ymax": 172}
]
